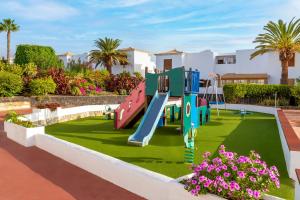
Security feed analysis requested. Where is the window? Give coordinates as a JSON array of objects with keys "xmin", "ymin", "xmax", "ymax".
[
  {"xmin": 288, "ymin": 53, "xmax": 295, "ymax": 67},
  {"xmin": 216, "ymin": 55, "xmax": 236, "ymax": 64},
  {"xmin": 163, "ymin": 59, "xmax": 172, "ymax": 71},
  {"xmin": 217, "ymin": 59, "xmax": 224, "ymax": 64}
]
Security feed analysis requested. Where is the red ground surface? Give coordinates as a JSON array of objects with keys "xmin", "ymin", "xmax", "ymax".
[
  {"xmin": 283, "ymin": 110, "xmax": 300, "ymax": 140},
  {"xmin": 0, "ymin": 110, "xmax": 143, "ymax": 200}
]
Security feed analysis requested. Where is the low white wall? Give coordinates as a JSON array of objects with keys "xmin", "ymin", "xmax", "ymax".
[
  {"xmin": 25, "ymin": 104, "xmax": 119, "ymax": 123},
  {"xmin": 4, "ymin": 121, "xmax": 45, "ymax": 147},
  {"xmin": 212, "ymin": 104, "xmax": 300, "ymax": 181},
  {"xmin": 35, "ymin": 134, "xmax": 221, "ymax": 200},
  {"xmin": 211, "ymin": 104, "xmax": 277, "ymax": 115}
]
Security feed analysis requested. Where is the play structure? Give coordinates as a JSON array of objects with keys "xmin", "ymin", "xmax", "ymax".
[
  {"xmin": 203, "ymin": 72, "xmax": 226, "ymax": 116},
  {"xmin": 114, "ymin": 81, "xmax": 146, "ymax": 129},
  {"xmin": 114, "ymin": 67, "xmax": 211, "ymax": 151}
]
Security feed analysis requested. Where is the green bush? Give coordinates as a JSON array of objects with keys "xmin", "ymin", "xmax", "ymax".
[
  {"xmin": 0, "ymin": 63, "xmax": 23, "ymax": 76},
  {"xmin": 22, "ymin": 62, "xmax": 37, "ymax": 77},
  {"xmin": 5, "ymin": 111, "xmax": 34, "ymax": 128},
  {"xmin": 291, "ymin": 86, "xmax": 300, "ymax": 106},
  {"xmin": 0, "ymin": 71, "xmax": 23, "ymax": 97},
  {"xmin": 87, "ymin": 69, "xmax": 110, "ymax": 88},
  {"xmin": 224, "ymin": 84, "xmax": 292, "ymax": 104},
  {"xmin": 29, "ymin": 77, "xmax": 56, "ymax": 96},
  {"xmin": 14, "ymin": 44, "xmax": 63, "ymax": 68}
]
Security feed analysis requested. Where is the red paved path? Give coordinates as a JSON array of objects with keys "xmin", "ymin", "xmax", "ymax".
[
  {"xmin": 283, "ymin": 110, "xmax": 300, "ymax": 139},
  {"xmin": 0, "ymin": 110, "xmax": 143, "ymax": 200}
]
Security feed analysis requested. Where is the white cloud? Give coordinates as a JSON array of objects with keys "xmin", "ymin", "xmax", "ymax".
[
  {"xmin": 84, "ymin": 0, "xmax": 152, "ymax": 8},
  {"xmin": 180, "ymin": 22, "xmax": 259, "ymax": 31},
  {"xmin": 3, "ymin": 0, "xmax": 78, "ymax": 21},
  {"xmin": 144, "ymin": 12, "xmax": 198, "ymax": 25}
]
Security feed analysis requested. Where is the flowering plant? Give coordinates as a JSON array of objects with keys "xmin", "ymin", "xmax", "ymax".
[
  {"xmin": 70, "ymin": 78, "xmax": 102, "ymax": 96},
  {"xmin": 184, "ymin": 145, "xmax": 280, "ymax": 199}
]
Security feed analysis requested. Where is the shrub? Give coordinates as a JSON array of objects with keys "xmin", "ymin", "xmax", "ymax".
[
  {"xmin": 22, "ymin": 62, "xmax": 37, "ymax": 77},
  {"xmin": 70, "ymin": 78, "xmax": 102, "ymax": 96},
  {"xmin": 291, "ymin": 86, "xmax": 300, "ymax": 106},
  {"xmin": 105, "ymin": 73, "xmax": 143, "ymax": 95},
  {"xmin": 133, "ymin": 72, "xmax": 143, "ymax": 79},
  {"xmin": 5, "ymin": 111, "xmax": 34, "ymax": 128},
  {"xmin": 47, "ymin": 68, "xmax": 70, "ymax": 95},
  {"xmin": 87, "ymin": 69, "xmax": 110, "ymax": 88},
  {"xmin": 29, "ymin": 77, "xmax": 56, "ymax": 96},
  {"xmin": 0, "ymin": 71, "xmax": 23, "ymax": 97},
  {"xmin": 14, "ymin": 44, "xmax": 63, "ymax": 68},
  {"xmin": 223, "ymin": 84, "xmax": 292, "ymax": 104},
  {"xmin": 184, "ymin": 145, "xmax": 280, "ymax": 200},
  {"xmin": 1, "ymin": 63, "xmax": 23, "ymax": 76}
]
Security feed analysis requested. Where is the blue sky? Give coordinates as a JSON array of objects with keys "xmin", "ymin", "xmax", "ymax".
[{"xmin": 0, "ymin": 0, "xmax": 299, "ymax": 56}]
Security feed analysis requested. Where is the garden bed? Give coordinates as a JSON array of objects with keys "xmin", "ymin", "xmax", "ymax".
[{"xmin": 46, "ymin": 110, "xmax": 294, "ymax": 199}]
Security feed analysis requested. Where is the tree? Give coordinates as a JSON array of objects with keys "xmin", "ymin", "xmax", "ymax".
[
  {"xmin": 89, "ymin": 37, "xmax": 128, "ymax": 73},
  {"xmin": 0, "ymin": 19, "xmax": 20, "ymax": 63},
  {"xmin": 251, "ymin": 18, "xmax": 300, "ymax": 85}
]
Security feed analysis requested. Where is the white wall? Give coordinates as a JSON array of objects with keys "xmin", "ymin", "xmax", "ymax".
[
  {"xmin": 112, "ymin": 50, "xmax": 155, "ymax": 77},
  {"xmin": 133, "ymin": 50, "xmax": 156, "ymax": 75},
  {"xmin": 156, "ymin": 54, "xmax": 184, "ymax": 71},
  {"xmin": 154, "ymin": 49, "xmax": 300, "ymax": 84},
  {"xmin": 25, "ymin": 105, "xmax": 119, "ymax": 123},
  {"xmin": 35, "ymin": 133, "xmax": 221, "ymax": 200},
  {"xmin": 184, "ymin": 50, "xmax": 215, "ymax": 78}
]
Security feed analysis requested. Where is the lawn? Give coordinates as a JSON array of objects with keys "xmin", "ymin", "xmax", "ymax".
[{"xmin": 46, "ymin": 110, "xmax": 294, "ymax": 199}]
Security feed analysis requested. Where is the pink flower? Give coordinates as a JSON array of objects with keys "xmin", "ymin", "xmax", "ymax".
[
  {"xmin": 79, "ymin": 87, "xmax": 86, "ymax": 96},
  {"xmin": 221, "ymin": 165, "xmax": 228, "ymax": 170},
  {"xmin": 247, "ymin": 188, "xmax": 253, "ymax": 197},
  {"xmin": 223, "ymin": 172, "xmax": 231, "ymax": 178},
  {"xmin": 217, "ymin": 187, "xmax": 222, "ymax": 193},
  {"xmin": 198, "ymin": 176, "xmax": 207, "ymax": 183},
  {"xmin": 249, "ymin": 176, "xmax": 257, "ymax": 182},
  {"xmin": 225, "ymin": 152, "xmax": 234, "ymax": 160},
  {"xmin": 202, "ymin": 151, "xmax": 211, "ymax": 158},
  {"xmin": 191, "ymin": 189, "xmax": 197, "ymax": 196},
  {"xmin": 222, "ymin": 182, "xmax": 228, "ymax": 189},
  {"xmin": 192, "ymin": 179, "xmax": 197, "ymax": 185},
  {"xmin": 231, "ymin": 165, "xmax": 238, "ymax": 171},
  {"xmin": 253, "ymin": 190, "xmax": 261, "ymax": 199},
  {"xmin": 250, "ymin": 167, "xmax": 258, "ymax": 173},
  {"xmin": 196, "ymin": 185, "xmax": 201, "ymax": 191},
  {"xmin": 237, "ymin": 171, "xmax": 246, "ymax": 179}
]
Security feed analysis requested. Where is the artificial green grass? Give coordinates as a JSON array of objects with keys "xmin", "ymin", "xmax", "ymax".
[{"xmin": 46, "ymin": 110, "xmax": 294, "ymax": 199}]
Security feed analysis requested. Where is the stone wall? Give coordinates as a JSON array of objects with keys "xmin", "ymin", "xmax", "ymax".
[{"xmin": 0, "ymin": 95, "xmax": 127, "ymax": 108}]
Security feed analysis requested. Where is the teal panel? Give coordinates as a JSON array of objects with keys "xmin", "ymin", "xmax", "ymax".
[
  {"xmin": 145, "ymin": 67, "xmax": 185, "ymax": 97},
  {"xmin": 190, "ymin": 94, "xmax": 199, "ymax": 128}
]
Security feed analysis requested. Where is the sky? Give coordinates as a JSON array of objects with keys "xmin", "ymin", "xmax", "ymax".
[{"xmin": 0, "ymin": 0, "xmax": 299, "ymax": 56}]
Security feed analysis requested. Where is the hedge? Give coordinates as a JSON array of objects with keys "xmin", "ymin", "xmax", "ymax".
[
  {"xmin": 223, "ymin": 84, "xmax": 293, "ymax": 104},
  {"xmin": 14, "ymin": 44, "xmax": 63, "ymax": 68},
  {"xmin": 0, "ymin": 71, "xmax": 23, "ymax": 97}
]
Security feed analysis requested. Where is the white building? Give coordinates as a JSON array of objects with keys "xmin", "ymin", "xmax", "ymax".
[
  {"xmin": 155, "ymin": 49, "xmax": 300, "ymax": 85},
  {"xmin": 58, "ymin": 52, "xmax": 91, "ymax": 68},
  {"xmin": 112, "ymin": 47, "xmax": 156, "ymax": 77},
  {"xmin": 58, "ymin": 48, "xmax": 155, "ymax": 77}
]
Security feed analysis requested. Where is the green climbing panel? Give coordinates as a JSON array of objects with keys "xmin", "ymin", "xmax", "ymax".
[{"xmin": 145, "ymin": 67, "xmax": 185, "ymax": 97}]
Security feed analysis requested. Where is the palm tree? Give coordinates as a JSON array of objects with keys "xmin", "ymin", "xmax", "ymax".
[
  {"xmin": 89, "ymin": 37, "xmax": 128, "ymax": 73},
  {"xmin": 0, "ymin": 18, "xmax": 20, "ymax": 63},
  {"xmin": 251, "ymin": 18, "xmax": 300, "ymax": 85}
]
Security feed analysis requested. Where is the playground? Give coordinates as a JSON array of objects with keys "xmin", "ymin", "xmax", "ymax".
[{"xmin": 46, "ymin": 109, "xmax": 294, "ymax": 199}]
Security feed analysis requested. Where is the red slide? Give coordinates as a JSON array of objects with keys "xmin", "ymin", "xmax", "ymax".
[{"xmin": 114, "ymin": 81, "xmax": 146, "ymax": 129}]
